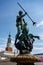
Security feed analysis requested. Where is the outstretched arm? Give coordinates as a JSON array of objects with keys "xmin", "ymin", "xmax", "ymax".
[
  {"xmin": 20, "ymin": 12, "xmax": 27, "ymax": 18},
  {"xmin": 33, "ymin": 35, "xmax": 40, "ymax": 39},
  {"xmin": 29, "ymin": 34, "xmax": 40, "ymax": 39}
]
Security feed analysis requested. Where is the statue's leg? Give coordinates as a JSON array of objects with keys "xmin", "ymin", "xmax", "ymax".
[{"xmin": 19, "ymin": 50, "xmax": 23, "ymax": 54}]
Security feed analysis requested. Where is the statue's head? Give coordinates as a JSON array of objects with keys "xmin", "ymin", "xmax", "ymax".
[{"xmin": 19, "ymin": 10, "xmax": 23, "ymax": 15}]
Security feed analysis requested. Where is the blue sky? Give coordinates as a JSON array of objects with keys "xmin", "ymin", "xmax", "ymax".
[{"xmin": 0, "ymin": 0, "xmax": 43, "ymax": 54}]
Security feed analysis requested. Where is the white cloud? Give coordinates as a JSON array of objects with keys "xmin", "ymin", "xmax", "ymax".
[
  {"xmin": 0, "ymin": 48, "xmax": 5, "ymax": 52},
  {"xmin": 40, "ymin": 35, "xmax": 43, "ymax": 40},
  {"xmin": 31, "ymin": 47, "xmax": 43, "ymax": 54},
  {"xmin": 0, "ymin": 43, "xmax": 7, "ymax": 52},
  {"xmin": 11, "ymin": 40, "xmax": 14, "ymax": 44},
  {"xmin": 34, "ymin": 43, "xmax": 43, "ymax": 45},
  {"xmin": 0, "ymin": 37, "xmax": 7, "ymax": 43},
  {"xmin": 36, "ymin": 32, "xmax": 43, "ymax": 40},
  {"xmin": 36, "ymin": 21, "xmax": 43, "ymax": 27},
  {"xmin": 38, "ymin": 33, "xmax": 43, "ymax": 40},
  {"xmin": 0, "ymin": 44, "xmax": 6, "ymax": 47},
  {"xmin": 33, "ymin": 47, "xmax": 43, "ymax": 50}
]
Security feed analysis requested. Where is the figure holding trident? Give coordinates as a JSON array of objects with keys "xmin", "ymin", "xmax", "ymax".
[
  {"xmin": 17, "ymin": 2, "xmax": 36, "ymax": 25},
  {"xmin": 15, "ymin": 10, "xmax": 29, "ymax": 51},
  {"xmin": 15, "ymin": 2, "xmax": 36, "ymax": 48},
  {"xmin": 14, "ymin": 3, "xmax": 40, "ymax": 54}
]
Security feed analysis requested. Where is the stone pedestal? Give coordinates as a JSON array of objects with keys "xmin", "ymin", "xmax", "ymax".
[{"xmin": 10, "ymin": 54, "xmax": 40, "ymax": 65}]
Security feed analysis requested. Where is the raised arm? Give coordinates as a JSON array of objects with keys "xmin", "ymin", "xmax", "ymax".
[{"xmin": 19, "ymin": 12, "xmax": 27, "ymax": 18}]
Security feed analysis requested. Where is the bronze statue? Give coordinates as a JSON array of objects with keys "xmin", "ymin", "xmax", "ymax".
[
  {"xmin": 14, "ymin": 10, "xmax": 40, "ymax": 54},
  {"xmin": 14, "ymin": 3, "xmax": 40, "ymax": 54}
]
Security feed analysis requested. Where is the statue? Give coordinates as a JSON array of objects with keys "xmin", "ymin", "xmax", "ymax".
[
  {"xmin": 12, "ymin": 3, "xmax": 41, "ymax": 65},
  {"xmin": 14, "ymin": 10, "xmax": 40, "ymax": 54},
  {"xmin": 15, "ymin": 10, "xmax": 28, "ymax": 53}
]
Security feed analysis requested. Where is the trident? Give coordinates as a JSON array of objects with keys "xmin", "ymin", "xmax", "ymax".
[{"xmin": 17, "ymin": 2, "xmax": 36, "ymax": 25}]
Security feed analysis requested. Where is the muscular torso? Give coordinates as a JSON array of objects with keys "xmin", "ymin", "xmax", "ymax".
[{"xmin": 16, "ymin": 15, "xmax": 25, "ymax": 29}]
